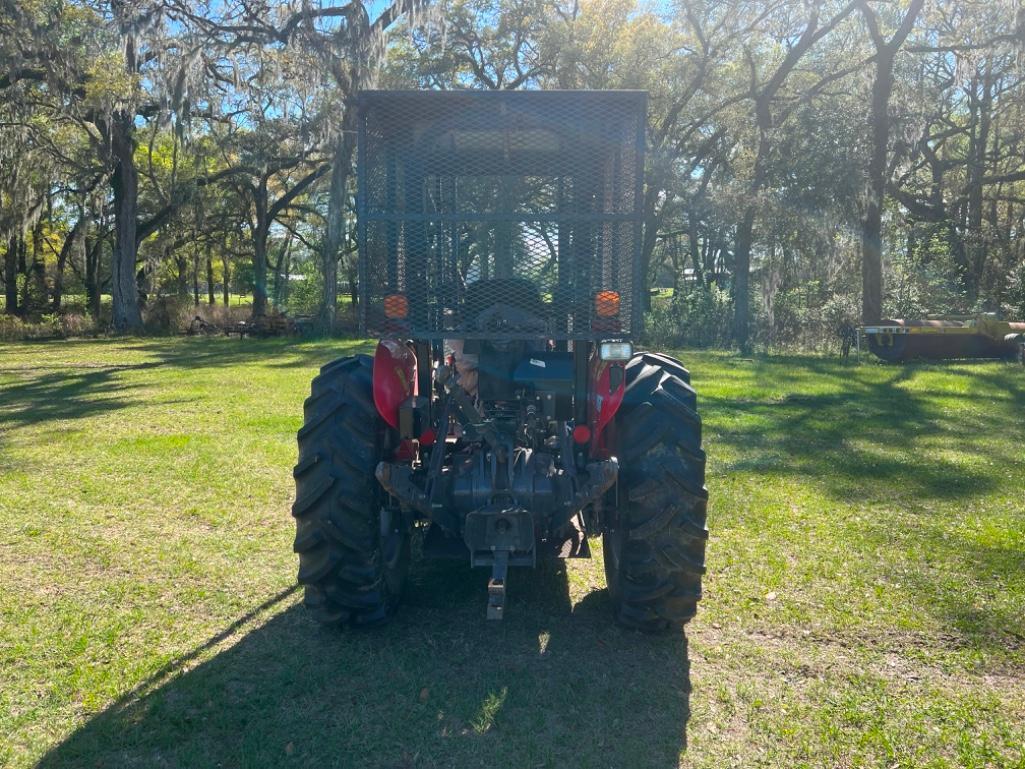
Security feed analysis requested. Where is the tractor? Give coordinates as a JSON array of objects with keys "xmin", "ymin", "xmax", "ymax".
[{"xmin": 292, "ymin": 90, "xmax": 707, "ymax": 631}]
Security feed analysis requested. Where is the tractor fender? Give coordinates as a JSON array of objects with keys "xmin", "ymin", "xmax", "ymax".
[
  {"xmin": 589, "ymin": 357, "xmax": 626, "ymax": 456},
  {"xmin": 372, "ymin": 339, "xmax": 418, "ymax": 429}
]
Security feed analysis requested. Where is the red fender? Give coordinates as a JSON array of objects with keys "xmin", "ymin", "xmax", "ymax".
[
  {"xmin": 588, "ymin": 356, "xmax": 626, "ymax": 457},
  {"xmin": 373, "ymin": 339, "xmax": 418, "ymax": 429}
]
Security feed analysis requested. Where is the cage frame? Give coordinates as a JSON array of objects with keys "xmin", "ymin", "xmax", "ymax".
[{"xmin": 355, "ymin": 89, "xmax": 648, "ymax": 341}]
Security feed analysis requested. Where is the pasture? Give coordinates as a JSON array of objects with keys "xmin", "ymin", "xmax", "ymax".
[{"xmin": 1, "ymin": 339, "xmax": 1023, "ymax": 768}]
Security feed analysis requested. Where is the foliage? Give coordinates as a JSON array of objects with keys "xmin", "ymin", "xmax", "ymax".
[
  {"xmin": 0, "ymin": 0, "xmax": 1024, "ymax": 344},
  {"xmin": 644, "ymin": 284, "xmax": 734, "ymax": 350},
  {"xmin": 284, "ymin": 257, "xmax": 325, "ymax": 317},
  {"xmin": 1002, "ymin": 263, "xmax": 1025, "ymax": 320}
]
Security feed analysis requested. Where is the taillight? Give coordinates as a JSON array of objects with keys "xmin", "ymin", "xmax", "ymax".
[{"xmin": 572, "ymin": 424, "xmax": 592, "ymax": 444}]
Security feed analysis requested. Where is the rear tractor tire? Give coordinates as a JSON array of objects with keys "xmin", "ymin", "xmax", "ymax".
[
  {"xmin": 604, "ymin": 352, "xmax": 708, "ymax": 632},
  {"xmin": 292, "ymin": 354, "xmax": 410, "ymax": 627}
]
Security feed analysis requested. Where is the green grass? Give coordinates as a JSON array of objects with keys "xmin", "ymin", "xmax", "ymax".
[
  {"xmin": 0, "ymin": 293, "xmax": 254, "ymax": 311},
  {"xmin": 1, "ymin": 339, "xmax": 1023, "ymax": 768}
]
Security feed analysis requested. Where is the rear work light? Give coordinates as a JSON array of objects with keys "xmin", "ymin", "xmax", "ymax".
[
  {"xmin": 595, "ymin": 290, "xmax": 620, "ymax": 318},
  {"xmin": 384, "ymin": 294, "xmax": 409, "ymax": 319},
  {"xmin": 599, "ymin": 341, "xmax": 632, "ymax": 361}
]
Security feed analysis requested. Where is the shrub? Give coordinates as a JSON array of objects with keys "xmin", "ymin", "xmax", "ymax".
[
  {"xmin": 140, "ymin": 296, "xmax": 252, "ymax": 335},
  {"xmin": 58, "ymin": 313, "xmax": 96, "ymax": 337},
  {"xmin": 643, "ymin": 284, "xmax": 733, "ymax": 349},
  {"xmin": 142, "ymin": 296, "xmax": 189, "ymax": 335},
  {"xmin": 1002, "ymin": 264, "xmax": 1025, "ymax": 320},
  {"xmin": 284, "ymin": 261, "xmax": 324, "ymax": 317},
  {"xmin": 0, "ymin": 312, "xmax": 99, "ymax": 341}
]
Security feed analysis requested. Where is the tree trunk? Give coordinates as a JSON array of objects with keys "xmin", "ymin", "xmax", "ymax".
[
  {"xmin": 639, "ymin": 181, "xmax": 665, "ymax": 313},
  {"xmin": 347, "ymin": 264, "xmax": 359, "ymax": 319},
  {"xmin": 733, "ymin": 207, "xmax": 756, "ymax": 351},
  {"xmin": 4, "ymin": 234, "xmax": 19, "ymax": 315},
  {"xmin": 52, "ymin": 251, "xmax": 65, "ymax": 314},
  {"xmin": 192, "ymin": 247, "xmax": 200, "ymax": 306},
  {"xmin": 860, "ymin": 45, "xmax": 896, "ymax": 325},
  {"xmin": 965, "ymin": 59, "xmax": 993, "ymax": 304},
  {"xmin": 176, "ymin": 253, "xmax": 189, "ymax": 297},
  {"xmin": 671, "ymin": 240, "xmax": 683, "ymax": 297},
  {"xmin": 25, "ymin": 218, "xmax": 48, "ymax": 315},
  {"xmin": 733, "ymin": 124, "xmax": 770, "ymax": 352},
  {"xmin": 222, "ymin": 242, "xmax": 230, "ymax": 306},
  {"xmin": 702, "ymin": 233, "xmax": 715, "ymax": 286},
  {"xmin": 726, "ymin": 5, "xmax": 859, "ymax": 347},
  {"xmin": 859, "ymin": 0, "xmax": 924, "ymax": 323},
  {"xmin": 280, "ymin": 236, "xmax": 293, "ymax": 306},
  {"xmin": 251, "ymin": 184, "xmax": 270, "ymax": 319},
  {"xmin": 687, "ymin": 210, "xmax": 704, "ymax": 287},
  {"xmin": 272, "ymin": 233, "xmax": 292, "ymax": 309},
  {"xmin": 85, "ymin": 235, "xmax": 103, "ymax": 321},
  {"xmin": 206, "ymin": 243, "xmax": 215, "ymax": 304},
  {"xmin": 252, "ymin": 228, "xmax": 268, "ymax": 318},
  {"xmin": 320, "ymin": 126, "xmax": 357, "ymax": 332},
  {"xmin": 53, "ymin": 213, "xmax": 85, "ymax": 312},
  {"xmin": 19, "ymin": 232, "xmax": 29, "ymax": 314},
  {"xmin": 110, "ymin": 114, "xmax": 143, "ymax": 333}
]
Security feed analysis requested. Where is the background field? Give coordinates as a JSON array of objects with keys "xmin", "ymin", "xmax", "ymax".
[{"xmin": 1, "ymin": 339, "xmax": 1023, "ymax": 768}]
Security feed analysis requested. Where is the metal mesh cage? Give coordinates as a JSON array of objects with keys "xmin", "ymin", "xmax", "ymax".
[{"xmin": 356, "ymin": 90, "xmax": 647, "ymax": 340}]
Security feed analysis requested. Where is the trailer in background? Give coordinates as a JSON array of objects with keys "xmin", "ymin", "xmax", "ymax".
[{"xmin": 863, "ymin": 315, "xmax": 1025, "ymax": 362}]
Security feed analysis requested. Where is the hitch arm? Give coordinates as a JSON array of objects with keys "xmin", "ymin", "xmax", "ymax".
[{"xmin": 487, "ymin": 550, "xmax": 509, "ymax": 621}]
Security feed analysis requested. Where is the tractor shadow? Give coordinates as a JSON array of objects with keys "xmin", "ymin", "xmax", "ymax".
[{"xmin": 37, "ymin": 561, "xmax": 690, "ymax": 769}]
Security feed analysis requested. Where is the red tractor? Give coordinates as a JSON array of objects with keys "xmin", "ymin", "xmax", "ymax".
[{"xmin": 293, "ymin": 90, "xmax": 707, "ymax": 630}]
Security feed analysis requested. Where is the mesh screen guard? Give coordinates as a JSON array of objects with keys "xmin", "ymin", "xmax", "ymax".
[{"xmin": 356, "ymin": 90, "xmax": 647, "ymax": 340}]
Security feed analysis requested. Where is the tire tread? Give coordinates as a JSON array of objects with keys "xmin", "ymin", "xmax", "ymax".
[
  {"xmin": 606, "ymin": 352, "xmax": 708, "ymax": 632},
  {"xmin": 293, "ymin": 354, "xmax": 406, "ymax": 627}
]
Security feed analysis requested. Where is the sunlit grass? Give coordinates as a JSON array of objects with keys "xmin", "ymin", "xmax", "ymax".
[{"xmin": 1, "ymin": 338, "xmax": 1023, "ymax": 768}]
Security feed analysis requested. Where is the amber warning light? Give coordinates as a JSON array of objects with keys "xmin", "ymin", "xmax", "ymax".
[
  {"xmin": 384, "ymin": 294, "xmax": 409, "ymax": 319},
  {"xmin": 595, "ymin": 290, "xmax": 620, "ymax": 318}
]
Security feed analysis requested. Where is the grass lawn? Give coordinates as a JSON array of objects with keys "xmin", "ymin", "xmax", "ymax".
[{"xmin": 1, "ymin": 338, "xmax": 1023, "ymax": 768}]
